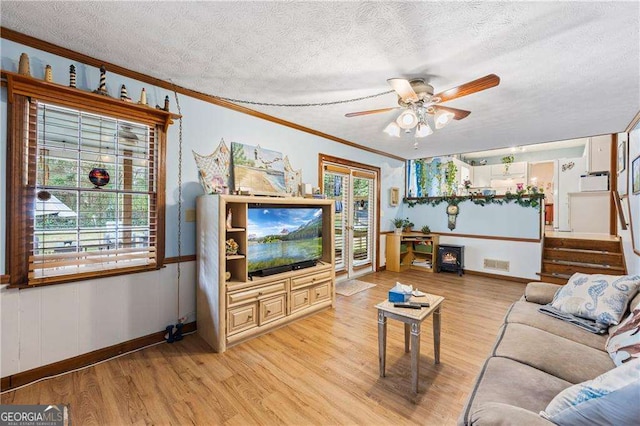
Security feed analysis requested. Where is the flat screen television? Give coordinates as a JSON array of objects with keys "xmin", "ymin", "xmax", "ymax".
[{"xmin": 247, "ymin": 205, "xmax": 323, "ymax": 276}]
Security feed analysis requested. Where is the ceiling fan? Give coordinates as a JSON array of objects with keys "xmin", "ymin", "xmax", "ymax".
[{"xmin": 345, "ymin": 74, "xmax": 500, "ymax": 139}]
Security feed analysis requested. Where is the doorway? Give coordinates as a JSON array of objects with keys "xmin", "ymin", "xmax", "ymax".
[
  {"xmin": 528, "ymin": 161, "xmax": 555, "ymax": 228},
  {"xmin": 319, "ymin": 154, "xmax": 380, "ymax": 279}
]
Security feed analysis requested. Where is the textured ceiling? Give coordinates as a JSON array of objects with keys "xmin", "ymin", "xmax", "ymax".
[{"xmin": 1, "ymin": 1, "xmax": 639, "ymax": 159}]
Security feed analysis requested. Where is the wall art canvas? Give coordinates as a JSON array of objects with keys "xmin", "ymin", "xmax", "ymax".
[
  {"xmin": 231, "ymin": 142, "xmax": 286, "ymax": 195},
  {"xmin": 633, "ymin": 154, "xmax": 640, "ymax": 194},
  {"xmin": 618, "ymin": 138, "xmax": 626, "ymax": 174},
  {"xmin": 192, "ymin": 139, "xmax": 231, "ymax": 194}
]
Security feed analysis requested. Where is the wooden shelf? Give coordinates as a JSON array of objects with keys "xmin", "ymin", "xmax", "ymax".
[
  {"xmin": 226, "ymin": 254, "xmax": 245, "ymax": 260},
  {"xmin": 226, "ymin": 228, "xmax": 245, "ymax": 232},
  {"xmin": 386, "ymin": 233, "xmax": 439, "ymax": 273}
]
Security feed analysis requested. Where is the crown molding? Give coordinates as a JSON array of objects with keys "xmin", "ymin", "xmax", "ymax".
[{"xmin": 0, "ymin": 27, "xmax": 405, "ymax": 162}]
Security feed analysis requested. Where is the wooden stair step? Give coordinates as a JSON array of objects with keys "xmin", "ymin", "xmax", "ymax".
[
  {"xmin": 544, "ymin": 237, "xmax": 621, "ymax": 253},
  {"xmin": 543, "ymin": 248, "xmax": 624, "ymax": 266},
  {"xmin": 537, "ymin": 272, "xmax": 571, "ymax": 285},
  {"xmin": 542, "ymin": 260, "xmax": 626, "ymax": 276}
]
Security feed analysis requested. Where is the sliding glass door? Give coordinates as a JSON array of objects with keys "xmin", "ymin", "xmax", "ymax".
[{"xmin": 321, "ymin": 156, "xmax": 378, "ymax": 279}]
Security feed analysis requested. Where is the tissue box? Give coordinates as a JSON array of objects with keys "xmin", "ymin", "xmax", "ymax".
[{"xmin": 388, "ymin": 290, "xmax": 411, "ymax": 303}]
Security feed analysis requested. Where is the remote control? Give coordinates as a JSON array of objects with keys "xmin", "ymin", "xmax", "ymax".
[
  {"xmin": 414, "ymin": 302, "xmax": 430, "ymax": 307},
  {"xmin": 393, "ymin": 303, "xmax": 422, "ymax": 309}
]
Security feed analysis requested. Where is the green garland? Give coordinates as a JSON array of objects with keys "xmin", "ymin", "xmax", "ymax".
[{"xmin": 403, "ymin": 190, "xmax": 545, "ymax": 209}]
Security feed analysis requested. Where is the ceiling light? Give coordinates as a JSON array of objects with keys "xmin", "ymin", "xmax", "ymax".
[
  {"xmin": 396, "ymin": 110, "xmax": 418, "ymax": 129},
  {"xmin": 434, "ymin": 110, "xmax": 454, "ymax": 129},
  {"xmin": 383, "ymin": 122, "xmax": 401, "ymax": 137},
  {"xmin": 414, "ymin": 122, "xmax": 433, "ymax": 138}
]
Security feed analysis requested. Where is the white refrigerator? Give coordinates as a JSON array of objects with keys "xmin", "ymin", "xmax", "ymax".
[{"xmin": 553, "ymin": 157, "xmax": 586, "ymax": 231}]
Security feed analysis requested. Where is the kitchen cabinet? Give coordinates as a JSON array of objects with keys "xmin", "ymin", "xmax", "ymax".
[
  {"xmin": 585, "ymin": 135, "xmax": 613, "ymax": 174},
  {"xmin": 472, "ymin": 165, "xmax": 491, "ymax": 188},
  {"xmin": 491, "ymin": 161, "xmax": 527, "ymax": 177}
]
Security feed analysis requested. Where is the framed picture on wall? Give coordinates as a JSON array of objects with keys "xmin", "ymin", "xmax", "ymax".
[
  {"xmin": 390, "ymin": 187, "xmax": 400, "ymax": 206},
  {"xmin": 617, "ymin": 138, "xmax": 626, "ymax": 174},
  {"xmin": 633, "ymin": 154, "xmax": 640, "ymax": 194}
]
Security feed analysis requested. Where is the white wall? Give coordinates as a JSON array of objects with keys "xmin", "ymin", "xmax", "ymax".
[{"xmin": 0, "ymin": 38, "xmax": 404, "ymax": 377}]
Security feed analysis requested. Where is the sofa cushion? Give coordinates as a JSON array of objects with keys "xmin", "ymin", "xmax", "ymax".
[
  {"xmin": 524, "ymin": 282, "xmax": 562, "ymax": 305},
  {"xmin": 460, "ymin": 357, "xmax": 571, "ymax": 426},
  {"xmin": 467, "ymin": 402, "xmax": 552, "ymax": 426},
  {"xmin": 540, "ymin": 359, "xmax": 640, "ymax": 425},
  {"xmin": 506, "ymin": 301, "xmax": 608, "ymax": 350},
  {"xmin": 550, "ymin": 273, "xmax": 640, "ymax": 327},
  {"xmin": 606, "ymin": 307, "xmax": 640, "ymax": 366},
  {"xmin": 494, "ymin": 323, "xmax": 614, "ymax": 384}
]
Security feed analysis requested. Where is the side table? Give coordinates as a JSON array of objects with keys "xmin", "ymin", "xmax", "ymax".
[{"xmin": 375, "ymin": 293, "xmax": 444, "ymax": 394}]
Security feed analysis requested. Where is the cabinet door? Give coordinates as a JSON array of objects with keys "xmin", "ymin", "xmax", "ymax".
[
  {"xmin": 228, "ymin": 303, "xmax": 258, "ymax": 335},
  {"xmin": 260, "ymin": 294, "xmax": 286, "ymax": 325},
  {"xmin": 310, "ymin": 282, "xmax": 331, "ymax": 304},
  {"xmin": 290, "ymin": 288, "xmax": 311, "ymax": 314},
  {"xmin": 473, "ymin": 165, "xmax": 491, "ymax": 187},
  {"xmin": 588, "ymin": 135, "xmax": 612, "ymax": 173}
]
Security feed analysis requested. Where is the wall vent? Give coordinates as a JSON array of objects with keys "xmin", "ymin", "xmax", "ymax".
[{"xmin": 484, "ymin": 258, "xmax": 510, "ymax": 272}]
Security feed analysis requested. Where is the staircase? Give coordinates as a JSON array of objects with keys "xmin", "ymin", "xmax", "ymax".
[{"xmin": 539, "ymin": 236, "xmax": 627, "ymax": 285}]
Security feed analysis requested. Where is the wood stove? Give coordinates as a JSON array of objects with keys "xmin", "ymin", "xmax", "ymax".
[{"xmin": 437, "ymin": 244, "xmax": 465, "ymax": 276}]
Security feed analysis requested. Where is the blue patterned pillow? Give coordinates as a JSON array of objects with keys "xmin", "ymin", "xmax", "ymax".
[
  {"xmin": 551, "ymin": 273, "xmax": 640, "ymax": 326},
  {"xmin": 540, "ymin": 358, "xmax": 640, "ymax": 424}
]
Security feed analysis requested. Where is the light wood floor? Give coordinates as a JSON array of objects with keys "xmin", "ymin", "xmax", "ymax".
[{"xmin": 1, "ymin": 270, "xmax": 526, "ymax": 425}]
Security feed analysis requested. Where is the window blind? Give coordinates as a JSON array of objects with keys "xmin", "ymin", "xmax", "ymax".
[{"xmin": 28, "ymin": 103, "xmax": 158, "ymax": 283}]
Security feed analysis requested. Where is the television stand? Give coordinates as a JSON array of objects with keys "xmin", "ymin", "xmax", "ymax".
[{"xmin": 196, "ymin": 194, "xmax": 336, "ymax": 353}]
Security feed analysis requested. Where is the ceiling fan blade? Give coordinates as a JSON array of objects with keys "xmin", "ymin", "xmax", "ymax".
[
  {"xmin": 387, "ymin": 78, "xmax": 419, "ymax": 102},
  {"xmin": 432, "ymin": 105, "xmax": 471, "ymax": 120},
  {"xmin": 345, "ymin": 107, "xmax": 399, "ymax": 118},
  {"xmin": 433, "ymin": 74, "xmax": 500, "ymax": 103}
]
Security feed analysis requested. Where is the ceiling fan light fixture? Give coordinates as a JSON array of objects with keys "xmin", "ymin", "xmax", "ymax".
[
  {"xmin": 435, "ymin": 110, "xmax": 454, "ymax": 129},
  {"xmin": 383, "ymin": 122, "xmax": 401, "ymax": 137},
  {"xmin": 414, "ymin": 122, "xmax": 433, "ymax": 138},
  {"xmin": 396, "ymin": 110, "xmax": 418, "ymax": 129}
]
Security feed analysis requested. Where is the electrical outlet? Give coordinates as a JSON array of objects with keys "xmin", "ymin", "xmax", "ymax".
[{"xmin": 185, "ymin": 209, "xmax": 196, "ymax": 222}]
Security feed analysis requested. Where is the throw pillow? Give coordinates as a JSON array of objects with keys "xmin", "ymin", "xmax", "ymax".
[
  {"xmin": 550, "ymin": 273, "xmax": 640, "ymax": 327},
  {"xmin": 540, "ymin": 358, "xmax": 640, "ymax": 425},
  {"xmin": 606, "ymin": 307, "xmax": 640, "ymax": 366}
]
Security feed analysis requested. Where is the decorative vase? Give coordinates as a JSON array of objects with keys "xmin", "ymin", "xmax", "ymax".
[
  {"xmin": 394, "ymin": 228, "xmax": 402, "ymax": 235},
  {"xmin": 89, "ymin": 167, "xmax": 110, "ymax": 188}
]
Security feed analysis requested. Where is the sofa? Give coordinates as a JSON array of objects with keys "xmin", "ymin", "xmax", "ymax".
[{"xmin": 458, "ymin": 281, "xmax": 640, "ymax": 425}]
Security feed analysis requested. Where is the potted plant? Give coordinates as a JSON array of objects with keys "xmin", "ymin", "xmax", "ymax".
[
  {"xmin": 421, "ymin": 225, "xmax": 431, "ymax": 234},
  {"xmin": 392, "ymin": 218, "xmax": 405, "ymax": 235},
  {"xmin": 402, "ymin": 219, "xmax": 414, "ymax": 233},
  {"xmin": 501, "ymin": 154, "xmax": 515, "ymax": 174}
]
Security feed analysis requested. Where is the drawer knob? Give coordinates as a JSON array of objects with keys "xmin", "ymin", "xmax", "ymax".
[
  {"xmin": 266, "ymin": 309, "xmax": 271, "ymax": 314},
  {"xmin": 258, "ymin": 292, "xmax": 263, "ymax": 296},
  {"xmin": 247, "ymin": 315, "xmax": 252, "ymax": 320},
  {"xmin": 304, "ymin": 297, "xmax": 308, "ymax": 302}
]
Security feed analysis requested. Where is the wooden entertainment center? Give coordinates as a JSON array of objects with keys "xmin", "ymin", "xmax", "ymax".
[{"xmin": 196, "ymin": 194, "xmax": 335, "ymax": 352}]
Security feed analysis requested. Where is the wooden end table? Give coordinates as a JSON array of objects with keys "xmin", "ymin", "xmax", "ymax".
[{"xmin": 375, "ymin": 293, "xmax": 444, "ymax": 394}]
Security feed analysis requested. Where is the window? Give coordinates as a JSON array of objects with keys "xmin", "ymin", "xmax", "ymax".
[
  {"xmin": 32, "ymin": 103, "xmax": 156, "ymax": 282},
  {"xmin": 5, "ymin": 73, "xmax": 173, "ymax": 286}
]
